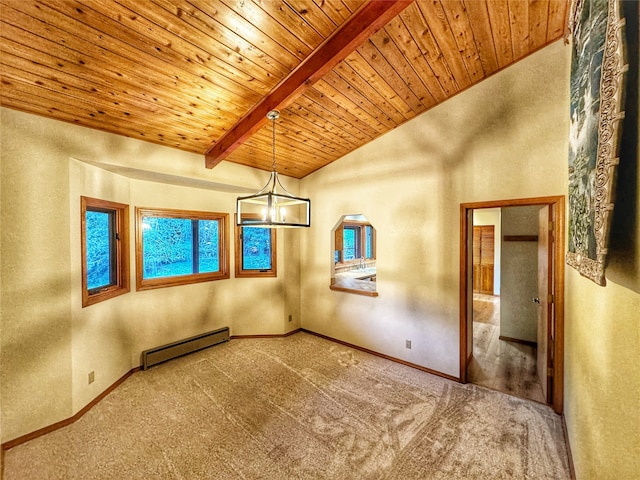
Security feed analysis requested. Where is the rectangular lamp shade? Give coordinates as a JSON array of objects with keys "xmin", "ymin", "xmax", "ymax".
[{"xmin": 237, "ymin": 192, "xmax": 311, "ymax": 228}]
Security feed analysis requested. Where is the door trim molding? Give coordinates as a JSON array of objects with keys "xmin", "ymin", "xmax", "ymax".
[{"xmin": 459, "ymin": 196, "xmax": 565, "ymax": 414}]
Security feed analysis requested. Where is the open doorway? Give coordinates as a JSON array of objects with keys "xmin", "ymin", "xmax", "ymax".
[
  {"xmin": 467, "ymin": 207, "xmax": 545, "ymax": 404},
  {"xmin": 459, "ymin": 196, "xmax": 565, "ymax": 414}
]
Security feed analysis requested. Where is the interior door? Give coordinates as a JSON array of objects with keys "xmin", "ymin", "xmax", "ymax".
[
  {"xmin": 473, "ymin": 226, "xmax": 495, "ymax": 295},
  {"xmin": 537, "ymin": 206, "xmax": 553, "ymax": 402}
]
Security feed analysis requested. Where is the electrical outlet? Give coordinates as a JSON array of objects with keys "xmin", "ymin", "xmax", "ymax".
[
  {"xmin": 88, "ymin": 371, "xmax": 95, "ymax": 385},
  {"xmin": 288, "ymin": 314, "xmax": 293, "ymax": 322},
  {"xmin": 405, "ymin": 340, "xmax": 412, "ymax": 349}
]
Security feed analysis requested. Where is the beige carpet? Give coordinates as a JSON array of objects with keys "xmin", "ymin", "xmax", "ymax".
[{"xmin": 3, "ymin": 332, "xmax": 570, "ymax": 479}]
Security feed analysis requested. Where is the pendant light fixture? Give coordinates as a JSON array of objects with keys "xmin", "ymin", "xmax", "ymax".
[{"xmin": 236, "ymin": 110, "xmax": 311, "ymax": 228}]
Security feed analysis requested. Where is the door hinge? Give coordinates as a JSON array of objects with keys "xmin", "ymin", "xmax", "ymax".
[
  {"xmin": 548, "ymin": 293, "xmax": 554, "ymax": 304},
  {"xmin": 547, "ymin": 367, "xmax": 554, "ymax": 377}
]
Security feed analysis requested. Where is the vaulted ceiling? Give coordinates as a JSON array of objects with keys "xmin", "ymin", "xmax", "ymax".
[{"xmin": 0, "ymin": 0, "xmax": 569, "ymax": 178}]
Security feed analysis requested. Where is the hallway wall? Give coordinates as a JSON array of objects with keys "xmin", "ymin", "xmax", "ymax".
[{"xmin": 500, "ymin": 205, "xmax": 541, "ymax": 343}]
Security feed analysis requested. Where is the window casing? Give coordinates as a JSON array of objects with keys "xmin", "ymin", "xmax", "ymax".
[
  {"xmin": 81, "ymin": 196, "xmax": 130, "ymax": 307},
  {"xmin": 136, "ymin": 208, "xmax": 229, "ymax": 290},
  {"xmin": 234, "ymin": 215, "xmax": 277, "ymax": 278}
]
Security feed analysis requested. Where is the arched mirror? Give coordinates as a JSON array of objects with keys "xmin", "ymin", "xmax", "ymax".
[{"xmin": 330, "ymin": 214, "xmax": 378, "ymax": 297}]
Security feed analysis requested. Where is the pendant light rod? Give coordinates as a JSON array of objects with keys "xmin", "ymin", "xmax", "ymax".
[
  {"xmin": 268, "ymin": 110, "xmax": 279, "ymax": 174},
  {"xmin": 235, "ymin": 111, "xmax": 311, "ymax": 228}
]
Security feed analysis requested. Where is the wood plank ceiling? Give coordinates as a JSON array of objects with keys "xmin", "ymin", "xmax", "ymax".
[{"xmin": 0, "ymin": 0, "xmax": 569, "ymax": 179}]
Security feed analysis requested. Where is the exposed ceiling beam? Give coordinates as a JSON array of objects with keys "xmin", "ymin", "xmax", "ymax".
[{"xmin": 205, "ymin": 0, "xmax": 414, "ymax": 170}]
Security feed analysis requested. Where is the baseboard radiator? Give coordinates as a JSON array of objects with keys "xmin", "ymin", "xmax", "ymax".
[{"xmin": 141, "ymin": 327, "xmax": 230, "ymax": 370}]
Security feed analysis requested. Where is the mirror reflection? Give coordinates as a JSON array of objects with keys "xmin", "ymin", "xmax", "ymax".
[{"xmin": 331, "ymin": 215, "xmax": 377, "ymax": 296}]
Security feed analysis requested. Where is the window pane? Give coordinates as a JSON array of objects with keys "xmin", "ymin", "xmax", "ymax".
[
  {"xmin": 199, "ymin": 220, "xmax": 220, "ymax": 273},
  {"xmin": 136, "ymin": 208, "xmax": 229, "ymax": 290},
  {"xmin": 234, "ymin": 215, "xmax": 276, "ymax": 278},
  {"xmin": 366, "ymin": 225, "xmax": 373, "ymax": 259},
  {"xmin": 82, "ymin": 197, "xmax": 130, "ymax": 307},
  {"xmin": 343, "ymin": 227, "xmax": 356, "ymax": 260},
  {"xmin": 86, "ymin": 210, "xmax": 113, "ymax": 290},
  {"xmin": 142, "ymin": 217, "xmax": 193, "ymax": 279},
  {"xmin": 242, "ymin": 227, "xmax": 272, "ymax": 270}
]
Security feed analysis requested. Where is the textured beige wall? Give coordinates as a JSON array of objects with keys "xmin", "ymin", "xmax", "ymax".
[
  {"xmin": 1, "ymin": 107, "xmax": 301, "ymax": 443},
  {"xmin": 564, "ymin": 272, "xmax": 640, "ymax": 479},
  {"xmin": 299, "ymin": 40, "xmax": 570, "ymax": 377},
  {"xmin": 1, "ymin": 108, "xmax": 73, "ymax": 442},
  {"xmin": 563, "ymin": 2, "xmax": 640, "ymax": 475},
  {"xmin": 68, "ymin": 159, "xmax": 133, "ymax": 414}
]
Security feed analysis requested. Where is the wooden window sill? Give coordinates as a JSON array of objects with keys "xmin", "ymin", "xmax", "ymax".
[{"xmin": 329, "ymin": 284, "xmax": 378, "ymax": 297}]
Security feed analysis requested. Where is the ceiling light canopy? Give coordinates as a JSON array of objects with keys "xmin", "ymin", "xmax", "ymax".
[{"xmin": 236, "ymin": 111, "xmax": 311, "ymax": 228}]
